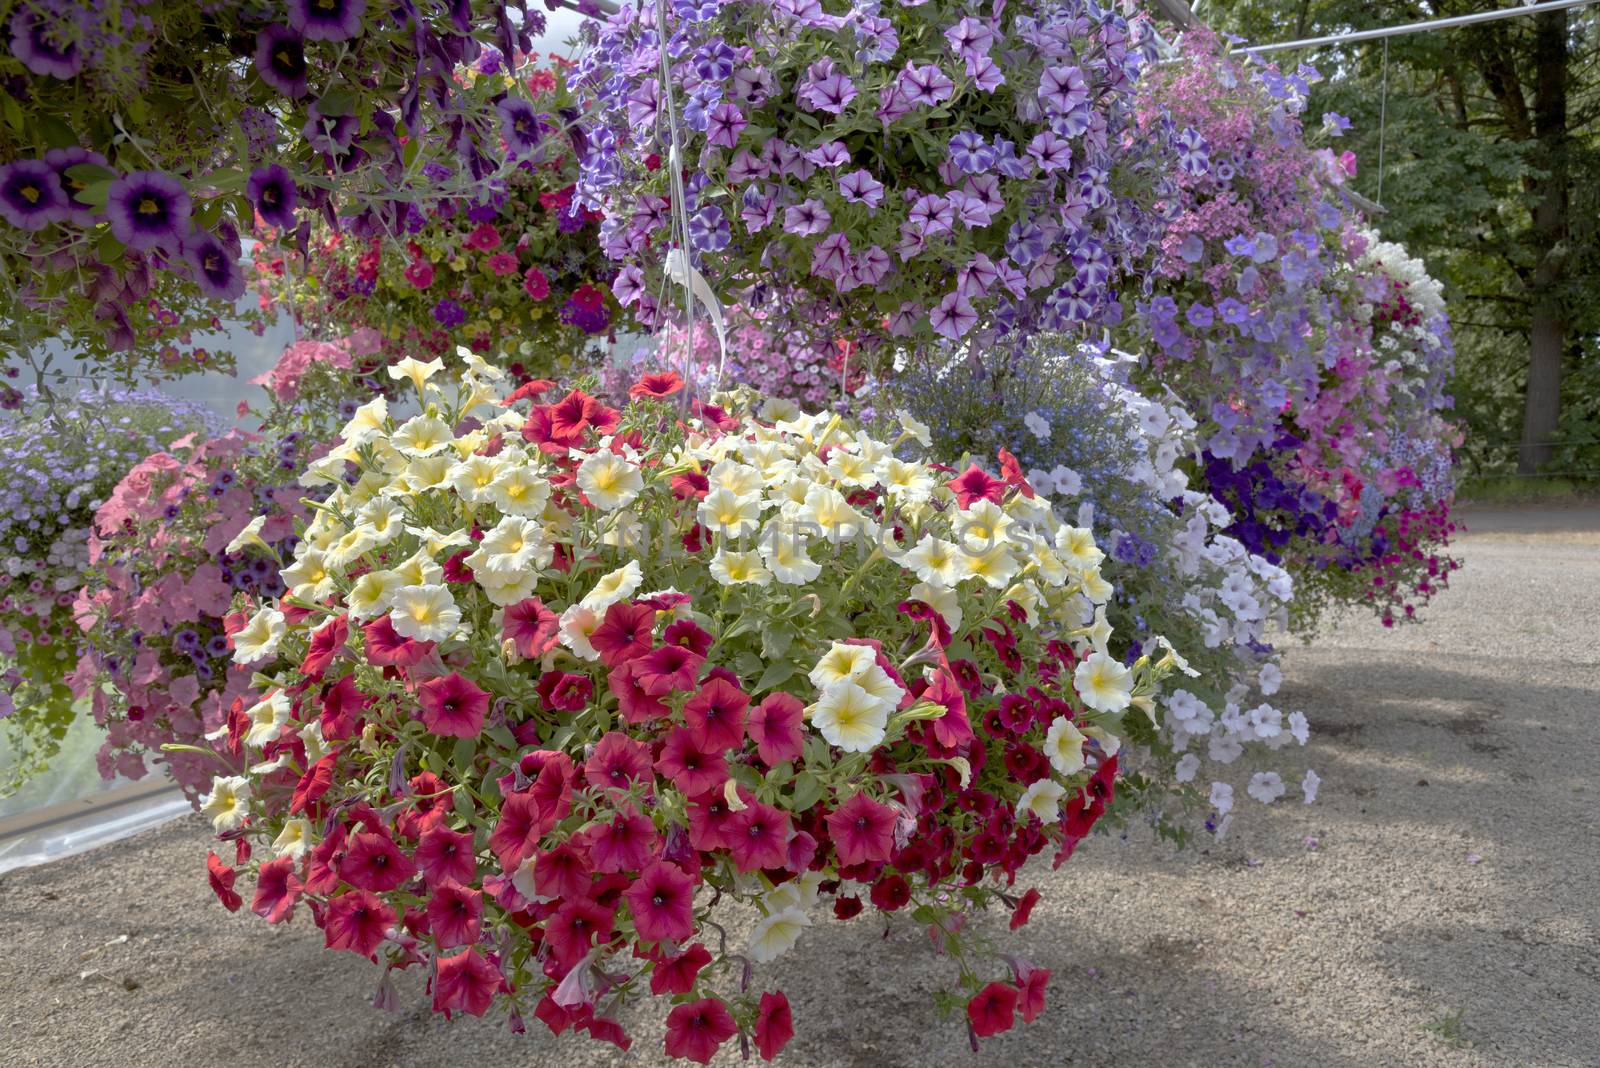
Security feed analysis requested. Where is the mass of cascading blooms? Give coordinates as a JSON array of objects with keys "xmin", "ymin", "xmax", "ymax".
[
  {"xmin": 71, "ymin": 427, "xmax": 322, "ymax": 798},
  {"xmin": 0, "ymin": 0, "xmax": 548, "ymax": 381},
  {"xmin": 0, "ymin": 386, "xmax": 216, "ymax": 792},
  {"xmin": 250, "ymin": 59, "xmax": 621, "ymax": 379},
  {"xmin": 601, "ymin": 310, "xmax": 861, "ymax": 414},
  {"xmin": 1122, "ymin": 30, "xmax": 1459, "ymax": 628},
  {"xmin": 198, "ymin": 351, "xmax": 1208, "ymax": 1056},
  {"xmin": 574, "ymin": 0, "xmax": 1172, "ymax": 357},
  {"xmin": 884, "ymin": 337, "xmax": 1317, "ymax": 836}
]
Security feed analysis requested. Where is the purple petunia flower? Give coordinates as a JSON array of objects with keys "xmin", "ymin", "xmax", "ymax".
[
  {"xmin": 43, "ymin": 147, "xmax": 106, "ymax": 226},
  {"xmin": 1218, "ymin": 297, "xmax": 1250, "ymax": 326},
  {"xmin": 253, "ymin": 24, "xmax": 309, "ymax": 98},
  {"xmin": 689, "ymin": 205, "xmax": 730, "ymax": 251},
  {"xmin": 740, "ymin": 186, "xmax": 776, "ymax": 233},
  {"xmin": 968, "ymin": 54, "xmax": 1005, "ymax": 93},
  {"xmin": 811, "ymin": 231, "xmax": 852, "ymax": 281},
  {"xmin": 992, "ymin": 137, "xmax": 1031, "ymax": 179},
  {"xmin": 0, "ymin": 159, "xmax": 68, "ymax": 232},
  {"xmin": 849, "ymin": 245, "xmax": 892, "ymax": 288},
  {"xmin": 497, "ymin": 98, "xmax": 543, "ymax": 158},
  {"xmin": 303, "ymin": 110, "xmax": 359, "ymax": 155},
  {"xmin": 725, "ymin": 150, "xmax": 767, "ymax": 184},
  {"xmin": 945, "ymin": 17, "xmax": 995, "ymax": 60},
  {"xmin": 838, "ymin": 169, "xmax": 884, "ymax": 208},
  {"xmin": 705, "ymin": 102, "xmax": 747, "ymax": 149},
  {"xmin": 803, "ymin": 141, "xmax": 850, "ymax": 169},
  {"xmin": 683, "ymin": 84, "xmax": 722, "ymax": 132},
  {"xmin": 797, "ymin": 58, "xmax": 857, "ymax": 114},
  {"xmin": 948, "ymin": 190, "xmax": 993, "ymax": 228},
  {"xmin": 853, "ymin": 15, "xmax": 898, "ymax": 63},
  {"xmin": 897, "ymin": 62, "xmax": 954, "ymax": 108},
  {"xmin": 1176, "ymin": 127, "xmax": 1210, "ymax": 176},
  {"xmin": 693, "ymin": 39, "xmax": 736, "ymax": 81},
  {"xmin": 626, "ymin": 79, "xmax": 660, "ymax": 130},
  {"xmin": 287, "ymin": 0, "xmax": 366, "ymax": 42},
  {"xmin": 1039, "ymin": 65, "xmax": 1089, "ymax": 116},
  {"xmin": 246, "ymin": 165, "xmax": 298, "ymax": 230},
  {"xmin": 1250, "ymin": 233, "xmax": 1278, "ymax": 263},
  {"xmin": 957, "ymin": 253, "xmax": 999, "ymax": 299},
  {"xmin": 929, "ymin": 291, "xmax": 978, "ymax": 340},
  {"xmin": 1185, "ymin": 301, "xmax": 1214, "ymax": 328},
  {"xmin": 947, "ymin": 131, "xmax": 995, "ymax": 175},
  {"xmin": 1006, "ymin": 220, "xmax": 1047, "ymax": 266},
  {"xmin": 1026, "ymin": 131, "xmax": 1072, "ymax": 172},
  {"xmin": 8, "ymin": 8, "xmax": 81, "ymax": 79},
  {"xmin": 1178, "ymin": 234, "xmax": 1205, "ymax": 263},
  {"xmin": 1223, "ymin": 234, "xmax": 1256, "ymax": 258},
  {"xmin": 106, "ymin": 171, "xmax": 191, "ymax": 251},
  {"xmin": 783, "ymin": 199, "xmax": 831, "ymax": 236},
  {"xmin": 907, "ymin": 193, "xmax": 953, "ymax": 236},
  {"xmin": 183, "ymin": 228, "xmax": 246, "ymax": 301},
  {"xmin": 888, "ymin": 302, "xmax": 920, "ymax": 337},
  {"xmin": 433, "ymin": 298, "xmax": 467, "ymax": 328}
]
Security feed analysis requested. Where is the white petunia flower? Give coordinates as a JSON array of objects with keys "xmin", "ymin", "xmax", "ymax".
[
  {"xmin": 698, "ymin": 487, "xmax": 764, "ymax": 538},
  {"xmin": 581, "ymin": 560, "xmax": 643, "ymax": 612},
  {"xmin": 809, "ymin": 680, "xmax": 888, "ymax": 752},
  {"xmin": 1044, "ymin": 717, "xmax": 1087, "ymax": 776},
  {"xmin": 576, "ymin": 451, "xmax": 644, "ymax": 511},
  {"xmin": 1073, "ymin": 652, "xmax": 1132, "ymax": 713},
  {"xmin": 1208, "ymin": 781, "xmax": 1234, "ymax": 816},
  {"xmin": 244, "ymin": 691, "xmax": 291, "ymax": 748},
  {"xmin": 1017, "ymin": 778, "xmax": 1067, "ymax": 823},
  {"xmin": 391, "ymin": 415, "xmax": 454, "ymax": 458},
  {"xmin": 225, "ymin": 515, "xmax": 269, "ymax": 555},
  {"xmin": 558, "ymin": 603, "xmax": 602, "ymax": 661},
  {"xmin": 1175, "ymin": 752, "xmax": 1201, "ymax": 783},
  {"xmin": 900, "ymin": 534, "xmax": 964, "ymax": 587},
  {"xmin": 232, "ymin": 606, "xmax": 286, "ymax": 664},
  {"xmin": 388, "ymin": 584, "xmax": 461, "ymax": 643},
  {"xmin": 1247, "ymin": 771, "xmax": 1286, "ymax": 804},
  {"xmin": 387, "ymin": 355, "xmax": 444, "ymax": 394},
  {"xmin": 273, "ymin": 817, "xmax": 316, "ymax": 860},
  {"xmin": 747, "ymin": 906, "xmax": 811, "ymax": 963},
  {"xmin": 1258, "ymin": 662, "xmax": 1283, "ymax": 695},
  {"xmin": 1023, "ymin": 411, "xmax": 1052, "ymax": 440},
  {"xmin": 201, "ymin": 775, "xmax": 251, "ymax": 833},
  {"xmin": 1302, "ymin": 768, "xmax": 1321, "ymax": 804}
]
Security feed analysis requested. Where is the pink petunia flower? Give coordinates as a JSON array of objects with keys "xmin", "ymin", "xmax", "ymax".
[
  {"xmin": 417, "ymin": 672, "xmax": 491, "ymax": 738},
  {"xmin": 655, "ymin": 727, "xmax": 728, "ymax": 796},
  {"xmin": 416, "ymin": 826, "xmax": 478, "ymax": 887},
  {"xmin": 623, "ymin": 860, "xmax": 697, "ymax": 945},
  {"xmin": 682, "ymin": 677, "xmax": 748, "ymax": 752},
  {"xmin": 825, "ymin": 791, "xmax": 897, "ymax": 867},
  {"xmin": 583, "ymin": 731, "xmax": 653, "ymax": 793},
  {"xmin": 586, "ymin": 810, "xmax": 658, "ymax": 873},
  {"xmin": 323, "ymin": 889, "xmax": 396, "ymax": 957},
  {"xmin": 426, "ymin": 880, "xmax": 483, "ymax": 948},
  {"xmin": 727, "ymin": 801, "xmax": 792, "ymax": 872},
  {"xmin": 502, "ymin": 597, "xmax": 559, "ymax": 658},
  {"xmin": 664, "ymin": 997, "xmax": 738, "ymax": 1064},
  {"xmin": 747, "ymin": 693, "xmax": 805, "ymax": 765},
  {"xmin": 432, "ymin": 947, "xmax": 506, "ymax": 1018}
]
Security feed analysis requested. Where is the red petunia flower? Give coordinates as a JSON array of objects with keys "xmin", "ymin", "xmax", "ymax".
[
  {"xmin": 503, "ymin": 597, "xmax": 559, "ymax": 658},
  {"xmin": 946, "ymin": 463, "xmax": 1005, "ymax": 508},
  {"xmin": 586, "ymin": 810, "xmax": 658, "ymax": 874},
  {"xmin": 396, "ymin": 770, "xmax": 452, "ymax": 840},
  {"xmin": 623, "ymin": 860, "xmax": 696, "ymax": 945},
  {"xmin": 488, "ymin": 790, "xmax": 546, "ymax": 871},
  {"xmin": 417, "ymin": 672, "xmax": 491, "ymax": 738},
  {"xmin": 299, "ymin": 613, "xmax": 348, "ymax": 679},
  {"xmin": 432, "ymin": 947, "xmax": 506, "ymax": 1018},
  {"xmin": 682, "ymin": 676, "xmax": 749, "ymax": 753},
  {"xmin": 629, "ymin": 643, "xmax": 704, "ymax": 696},
  {"xmin": 686, "ymin": 789, "xmax": 743, "ymax": 852},
  {"xmin": 416, "ymin": 826, "xmax": 478, "ymax": 887},
  {"xmin": 967, "ymin": 981, "xmax": 1019, "ymax": 1038},
  {"xmin": 1009, "ymin": 887, "xmax": 1042, "ymax": 930},
  {"xmin": 589, "ymin": 600, "xmax": 655, "ymax": 667},
  {"xmin": 645, "ymin": 943, "xmax": 710, "ymax": 997},
  {"xmin": 663, "ymin": 996, "xmax": 737, "ymax": 1064},
  {"xmin": 425, "ymin": 880, "xmax": 483, "ymax": 949},
  {"xmin": 363, "ymin": 615, "xmax": 433, "ymax": 668},
  {"xmin": 583, "ymin": 731, "xmax": 653, "ymax": 793},
  {"xmin": 206, "ymin": 851, "xmax": 242, "ymax": 912},
  {"xmin": 748, "ymin": 692, "xmax": 805, "ymax": 765},
  {"xmin": 291, "ymin": 751, "xmax": 337, "ymax": 816},
  {"xmin": 608, "ymin": 662, "xmax": 670, "ymax": 723},
  {"xmin": 339, "ymin": 829, "xmax": 416, "ymax": 892},
  {"xmin": 655, "ymin": 727, "xmax": 728, "ymax": 796},
  {"xmin": 323, "ymin": 889, "xmax": 396, "ymax": 958},
  {"xmin": 251, "ymin": 856, "xmax": 301, "ymax": 924},
  {"xmin": 870, "ymin": 872, "xmax": 912, "ymax": 911},
  {"xmin": 504, "ymin": 377, "xmax": 557, "ymax": 405},
  {"xmin": 533, "ymin": 839, "xmax": 593, "ymax": 900},
  {"xmin": 755, "ymin": 990, "xmax": 795, "ymax": 1061},
  {"xmin": 925, "ymin": 667, "xmax": 975, "ymax": 749},
  {"xmin": 629, "ymin": 370, "xmax": 685, "ymax": 398},
  {"xmin": 728, "ymin": 801, "xmax": 793, "ymax": 873},
  {"xmin": 825, "ymin": 791, "xmax": 898, "ymax": 867},
  {"xmin": 997, "ymin": 447, "xmax": 1035, "ymax": 498},
  {"xmin": 536, "ymin": 669, "xmax": 593, "ymax": 712},
  {"xmin": 671, "ymin": 470, "xmax": 710, "ymax": 500},
  {"xmin": 320, "ymin": 673, "xmax": 369, "ymax": 740},
  {"xmin": 1017, "ymin": 965, "xmax": 1050, "ymax": 1023}
]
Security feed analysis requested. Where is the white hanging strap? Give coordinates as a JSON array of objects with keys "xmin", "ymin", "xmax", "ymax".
[{"xmin": 665, "ymin": 247, "xmax": 729, "ymax": 387}]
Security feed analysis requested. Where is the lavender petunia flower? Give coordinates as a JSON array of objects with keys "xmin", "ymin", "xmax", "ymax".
[
  {"xmin": 253, "ymin": 24, "xmax": 309, "ymax": 98},
  {"xmin": 907, "ymin": 193, "xmax": 953, "ymax": 236},
  {"xmin": 1026, "ymin": 131, "xmax": 1072, "ymax": 172},
  {"xmin": 1217, "ymin": 297, "xmax": 1250, "ymax": 326},
  {"xmin": 1185, "ymin": 302, "xmax": 1214, "ymax": 328},
  {"xmin": 1223, "ymin": 234, "xmax": 1256, "ymax": 258},
  {"xmin": 853, "ymin": 15, "xmax": 898, "ymax": 63},
  {"xmin": 948, "ymin": 190, "xmax": 993, "ymax": 228},
  {"xmin": 1039, "ymin": 65, "xmax": 1089, "ymax": 115},
  {"xmin": 803, "ymin": 141, "xmax": 850, "ymax": 169},
  {"xmin": 184, "ymin": 228, "xmax": 246, "ymax": 301},
  {"xmin": 497, "ymin": 98, "xmax": 543, "ymax": 158},
  {"xmin": 897, "ymin": 62, "xmax": 954, "ymax": 108},
  {"xmin": 9, "ymin": 9, "xmax": 81, "ymax": 79},
  {"xmin": 945, "ymin": 17, "xmax": 995, "ymax": 60},
  {"xmin": 929, "ymin": 291, "xmax": 978, "ymax": 340},
  {"xmin": 705, "ymin": 102, "xmax": 746, "ymax": 149},
  {"xmin": 797, "ymin": 58, "xmax": 856, "ymax": 114},
  {"xmin": 106, "ymin": 171, "xmax": 191, "ymax": 251},
  {"xmin": 725, "ymin": 150, "xmax": 767, "ymax": 184},
  {"xmin": 689, "ymin": 205, "xmax": 730, "ymax": 251},
  {"xmin": 849, "ymin": 245, "xmax": 892, "ymax": 288},
  {"xmin": 957, "ymin": 253, "xmax": 999, "ymax": 299},
  {"xmin": 783, "ymin": 199, "xmax": 830, "ymax": 236},
  {"xmin": 947, "ymin": 131, "xmax": 994, "ymax": 174},
  {"xmin": 0, "ymin": 159, "xmax": 68, "ymax": 232},
  {"xmin": 811, "ymin": 231, "xmax": 852, "ymax": 281},
  {"xmin": 968, "ymin": 54, "xmax": 1005, "ymax": 92},
  {"xmin": 287, "ymin": 0, "xmax": 366, "ymax": 42},
  {"xmin": 246, "ymin": 165, "xmax": 298, "ymax": 230}
]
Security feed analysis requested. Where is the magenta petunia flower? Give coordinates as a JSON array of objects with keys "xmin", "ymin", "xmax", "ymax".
[
  {"xmin": 251, "ymin": 856, "xmax": 301, "ymax": 924},
  {"xmin": 544, "ymin": 896, "xmax": 614, "ymax": 969},
  {"xmin": 609, "ymin": 662, "xmax": 671, "ymax": 724},
  {"xmin": 655, "ymin": 726, "xmax": 728, "ymax": 796},
  {"xmin": 624, "ymin": 860, "xmax": 697, "ymax": 945},
  {"xmin": 755, "ymin": 991, "xmax": 795, "ymax": 1060},
  {"xmin": 432, "ymin": 947, "xmax": 506, "ymax": 1018},
  {"xmin": 0, "ymin": 159, "xmax": 68, "ymax": 232},
  {"xmin": 589, "ymin": 600, "xmax": 654, "ymax": 666},
  {"xmin": 502, "ymin": 596, "xmax": 558, "ymax": 658},
  {"xmin": 967, "ymin": 980, "xmax": 1019, "ymax": 1038},
  {"xmin": 946, "ymin": 462, "xmax": 1005, "ymax": 507},
  {"xmin": 532, "ymin": 840, "xmax": 593, "ymax": 901},
  {"xmin": 630, "ymin": 643, "xmax": 704, "ymax": 696},
  {"xmin": 826, "ymin": 791, "xmax": 897, "ymax": 867},
  {"xmin": 522, "ymin": 265, "xmax": 549, "ymax": 299},
  {"xmin": 663, "ymin": 996, "xmax": 737, "ymax": 1064},
  {"xmin": 8, "ymin": 9, "xmax": 81, "ymax": 79},
  {"xmin": 253, "ymin": 24, "xmax": 309, "ymax": 98},
  {"xmin": 748, "ymin": 692, "xmax": 805, "ymax": 765},
  {"xmin": 727, "ymin": 801, "xmax": 792, "ymax": 872},
  {"xmin": 425, "ymin": 881, "xmax": 483, "ymax": 948},
  {"xmin": 650, "ymin": 943, "xmax": 712, "ymax": 996},
  {"xmin": 287, "ymin": 0, "xmax": 366, "ymax": 42},
  {"xmin": 323, "ymin": 889, "xmax": 396, "ymax": 957},
  {"xmin": 246, "ymin": 164, "xmax": 298, "ymax": 230},
  {"xmin": 183, "ymin": 227, "xmax": 246, "ymax": 301},
  {"xmin": 339, "ymin": 829, "xmax": 417, "ymax": 892},
  {"xmin": 415, "ymin": 826, "xmax": 477, "ymax": 887},
  {"xmin": 417, "ymin": 672, "xmax": 490, "ymax": 738},
  {"xmin": 682, "ymin": 676, "xmax": 748, "ymax": 753},
  {"xmin": 587, "ymin": 810, "xmax": 658, "ymax": 873},
  {"xmin": 106, "ymin": 170, "xmax": 191, "ymax": 252},
  {"xmin": 583, "ymin": 731, "xmax": 653, "ymax": 792}
]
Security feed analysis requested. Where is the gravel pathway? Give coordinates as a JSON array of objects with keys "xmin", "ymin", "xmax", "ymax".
[{"xmin": 3, "ymin": 507, "xmax": 1596, "ymax": 1068}]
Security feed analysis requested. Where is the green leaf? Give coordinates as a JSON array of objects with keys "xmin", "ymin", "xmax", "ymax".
[
  {"xmin": 452, "ymin": 735, "xmax": 478, "ymax": 768},
  {"xmin": 2, "ymin": 95, "xmax": 23, "ymax": 133},
  {"xmin": 95, "ymin": 229, "xmax": 124, "ymax": 265},
  {"xmin": 316, "ymin": 89, "xmax": 359, "ymax": 117},
  {"xmin": 791, "ymin": 771, "xmax": 823, "ymax": 812},
  {"xmin": 754, "ymin": 658, "xmax": 795, "ymax": 693}
]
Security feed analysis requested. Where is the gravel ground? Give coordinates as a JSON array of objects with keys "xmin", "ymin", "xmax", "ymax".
[{"xmin": 3, "ymin": 507, "xmax": 1597, "ymax": 1068}]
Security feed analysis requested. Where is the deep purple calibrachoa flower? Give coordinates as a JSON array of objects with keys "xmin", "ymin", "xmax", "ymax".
[
  {"xmin": 106, "ymin": 171, "xmax": 191, "ymax": 251},
  {"xmin": 254, "ymin": 24, "xmax": 309, "ymax": 98},
  {"xmin": 287, "ymin": 0, "xmax": 367, "ymax": 42},
  {"xmin": 43, "ymin": 147, "xmax": 107, "ymax": 226},
  {"xmin": 496, "ymin": 98, "xmax": 543, "ymax": 158},
  {"xmin": 184, "ymin": 228, "xmax": 246, "ymax": 301},
  {"xmin": 0, "ymin": 159, "xmax": 68, "ymax": 231},
  {"xmin": 246, "ymin": 165, "xmax": 298, "ymax": 230},
  {"xmin": 8, "ymin": 9, "xmax": 82, "ymax": 79},
  {"xmin": 433, "ymin": 298, "xmax": 467, "ymax": 328}
]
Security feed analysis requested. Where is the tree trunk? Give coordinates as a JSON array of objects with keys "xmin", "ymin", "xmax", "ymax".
[{"xmin": 1517, "ymin": 7, "xmax": 1570, "ymax": 474}]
